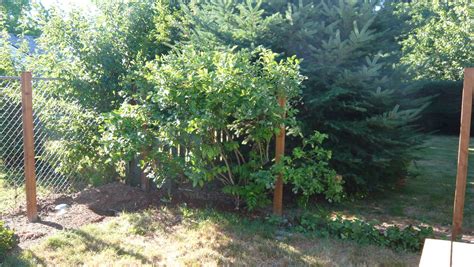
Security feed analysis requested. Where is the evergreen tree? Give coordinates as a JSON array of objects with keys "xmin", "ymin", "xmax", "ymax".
[
  {"xmin": 181, "ymin": 0, "xmax": 429, "ymax": 192},
  {"xmin": 180, "ymin": 0, "xmax": 281, "ymax": 49},
  {"xmin": 265, "ymin": 0, "xmax": 428, "ymax": 192}
]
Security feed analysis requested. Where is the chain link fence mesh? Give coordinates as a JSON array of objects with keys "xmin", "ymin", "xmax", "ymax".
[
  {"xmin": 0, "ymin": 77, "xmax": 90, "ymax": 215},
  {"xmin": 0, "ymin": 78, "xmax": 25, "ymax": 215}
]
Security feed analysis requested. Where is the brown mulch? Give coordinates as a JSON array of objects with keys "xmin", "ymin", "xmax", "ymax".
[
  {"xmin": 2, "ymin": 181, "xmax": 238, "ymax": 249},
  {"xmin": 2, "ymin": 182, "xmax": 161, "ymax": 248}
]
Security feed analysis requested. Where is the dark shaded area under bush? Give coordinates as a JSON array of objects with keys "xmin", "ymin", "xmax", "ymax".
[{"xmin": 415, "ymin": 80, "xmax": 465, "ymax": 135}]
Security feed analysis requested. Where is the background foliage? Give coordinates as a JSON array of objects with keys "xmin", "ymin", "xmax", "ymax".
[
  {"xmin": 396, "ymin": 1, "xmax": 473, "ymax": 81},
  {"xmin": 0, "ymin": 0, "xmax": 473, "ymax": 206},
  {"xmin": 393, "ymin": 1, "xmax": 473, "ymax": 134}
]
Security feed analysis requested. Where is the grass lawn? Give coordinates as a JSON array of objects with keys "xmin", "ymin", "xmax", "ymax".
[
  {"xmin": 0, "ymin": 178, "xmax": 54, "ymax": 216},
  {"xmin": 331, "ymin": 135, "xmax": 474, "ymax": 233},
  {"xmin": 3, "ymin": 207, "xmax": 419, "ymax": 266},
  {"xmin": 0, "ymin": 179, "xmax": 24, "ymax": 215},
  {"xmin": 1, "ymin": 135, "xmax": 472, "ymax": 266}
]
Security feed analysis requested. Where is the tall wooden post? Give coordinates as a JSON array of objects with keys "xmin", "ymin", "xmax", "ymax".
[
  {"xmin": 273, "ymin": 96, "xmax": 286, "ymax": 216},
  {"xmin": 21, "ymin": 71, "xmax": 38, "ymax": 222},
  {"xmin": 452, "ymin": 68, "xmax": 474, "ymax": 239}
]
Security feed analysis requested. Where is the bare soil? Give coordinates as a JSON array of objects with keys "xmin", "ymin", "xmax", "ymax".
[
  {"xmin": 2, "ymin": 181, "xmax": 238, "ymax": 249},
  {"xmin": 2, "ymin": 182, "xmax": 161, "ymax": 248}
]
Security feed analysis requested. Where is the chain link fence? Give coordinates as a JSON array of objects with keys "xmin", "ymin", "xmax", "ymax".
[
  {"xmin": 0, "ymin": 76, "xmax": 90, "ymax": 215},
  {"xmin": 0, "ymin": 77, "xmax": 25, "ymax": 215}
]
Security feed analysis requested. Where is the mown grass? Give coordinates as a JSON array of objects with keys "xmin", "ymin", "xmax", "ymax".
[
  {"xmin": 3, "ymin": 206, "xmax": 418, "ymax": 266},
  {"xmin": 0, "ymin": 179, "xmax": 24, "ymax": 215},
  {"xmin": 331, "ymin": 135, "xmax": 474, "ymax": 231},
  {"xmin": 0, "ymin": 177, "xmax": 54, "ymax": 215}
]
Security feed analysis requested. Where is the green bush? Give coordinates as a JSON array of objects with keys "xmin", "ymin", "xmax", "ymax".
[
  {"xmin": 99, "ymin": 44, "xmax": 342, "ymax": 209},
  {"xmin": 20, "ymin": 0, "xmax": 184, "ymax": 187},
  {"xmin": 0, "ymin": 221, "xmax": 15, "ymax": 259},
  {"xmin": 104, "ymin": 45, "xmax": 299, "ymax": 209},
  {"xmin": 296, "ymin": 212, "xmax": 433, "ymax": 252},
  {"xmin": 279, "ymin": 131, "xmax": 343, "ymax": 206},
  {"xmin": 100, "ymin": 44, "xmax": 304, "ymax": 208}
]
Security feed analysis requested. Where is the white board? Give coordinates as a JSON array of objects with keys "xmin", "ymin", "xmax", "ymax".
[{"xmin": 420, "ymin": 238, "xmax": 474, "ymax": 267}]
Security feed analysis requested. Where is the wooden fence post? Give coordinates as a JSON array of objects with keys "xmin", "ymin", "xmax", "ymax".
[
  {"xmin": 452, "ymin": 68, "xmax": 474, "ymax": 239},
  {"xmin": 21, "ymin": 71, "xmax": 38, "ymax": 222},
  {"xmin": 273, "ymin": 95, "xmax": 286, "ymax": 216}
]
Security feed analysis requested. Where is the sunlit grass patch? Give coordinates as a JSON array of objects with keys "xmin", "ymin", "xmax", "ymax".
[
  {"xmin": 3, "ymin": 207, "xmax": 418, "ymax": 266},
  {"xmin": 0, "ymin": 173, "xmax": 64, "ymax": 215},
  {"xmin": 0, "ymin": 179, "xmax": 24, "ymax": 215},
  {"xmin": 16, "ymin": 214, "xmax": 165, "ymax": 266}
]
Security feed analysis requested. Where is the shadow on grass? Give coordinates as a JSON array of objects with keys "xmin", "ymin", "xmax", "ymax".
[
  {"xmin": 62, "ymin": 229, "xmax": 152, "ymax": 264},
  {"xmin": 2, "ymin": 248, "xmax": 46, "ymax": 267},
  {"xmin": 3, "ymin": 229, "xmax": 152, "ymax": 266},
  {"xmin": 174, "ymin": 208, "xmax": 413, "ymax": 266},
  {"xmin": 3, "ymin": 205, "xmax": 418, "ymax": 266},
  {"xmin": 37, "ymin": 220, "xmax": 64, "ymax": 230},
  {"xmin": 322, "ymin": 135, "xmax": 474, "ymax": 237}
]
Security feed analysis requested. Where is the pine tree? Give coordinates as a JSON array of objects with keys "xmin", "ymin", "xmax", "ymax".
[
  {"xmin": 180, "ymin": 0, "xmax": 281, "ymax": 49},
  {"xmin": 178, "ymin": 0, "xmax": 429, "ymax": 192},
  {"xmin": 267, "ymin": 0, "xmax": 428, "ymax": 192}
]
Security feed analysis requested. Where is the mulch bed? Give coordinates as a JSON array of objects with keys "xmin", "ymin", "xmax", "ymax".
[
  {"xmin": 2, "ymin": 182, "xmax": 161, "ymax": 248},
  {"xmin": 2, "ymin": 181, "xmax": 239, "ymax": 249}
]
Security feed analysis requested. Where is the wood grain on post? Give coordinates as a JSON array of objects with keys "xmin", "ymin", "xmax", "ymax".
[
  {"xmin": 21, "ymin": 72, "xmax": 38, "ymax": 222},
  {"xmin": 452, "ymin": 68, "xmax": 474, "ymax": 239},
  {"xmin": 273, "ymin": 96, "xmax": 286, "ymax": 216}
]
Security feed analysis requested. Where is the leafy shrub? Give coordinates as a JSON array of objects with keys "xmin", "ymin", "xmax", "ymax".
[
  {"xmin": 100, "ymin": 44, "xmax": 340, "ymax": 210},
  {"xmin": 250, "ymin": 131, "xmax": 344, "ymax": 208},
  {"xmin": 101, "ymin": 45, "xmax": 304, "ymax": 209},
  {"xmin": 296, "ymin": 212, "xmax": 433, "ymax": 252},
  {"xmin": 0, "ymin": 221, "xmax": 15, "ymax": 259},
  {"xmin": 32, "ymin": 0, "xmax": 175, "ymax": 113},
  {"xmin": 280, "ymin": 132, "xmax": 343, "ymax": 206},
  {"xmin": 17, "ymin": 0, "xmax": 184, "ymax": 187}
]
